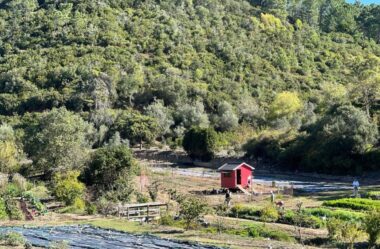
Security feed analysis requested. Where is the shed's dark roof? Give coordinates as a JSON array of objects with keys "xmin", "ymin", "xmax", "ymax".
[{"xmin": 217, "ymin": 162, "xmax": 254, "ymax": 171}]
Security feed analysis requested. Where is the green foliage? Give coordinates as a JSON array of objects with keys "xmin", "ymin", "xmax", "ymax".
[
  {"xmin": 0, "ymin": 232, "xmax": 26, "ymax": 246},
  {"xmin": 86, "ymin": 203, "xmax": 97, "ymax": 215},
  {"xmin": 260, "ymin": 205, "xmax": 279, "ymax": 222},
  {"xmin": 230, "ymin": 204, "xmax": 260, "ymax": 218},
  {"xmin": 182, "ymin": 127, "xmax": 218, "ymax": 161},
  {"xmin": 2, "ymin": 183, "xmax": 22, "ymax": 198},
  {"xmin": 341, "ymin": 222, "xmax": 363, "ymax": 249},
  {"xmin": 0, "ymin": 199, "xmax": 7, "ymax": 220},
  {"xmin": 112, "ymin": 110, "xmax": 159, "ymax": 148},
  {"xmin": 147, "ymin": 181, "xmax": 160, "ymax": 202},
  {"xmin": 178, "ymin": 195, "xmax": 208, "ymax": 230},
  {"xmin": 303, "ymin": 207, "xmax": 364, "ymax": 221},
  {"xmin": 5, "ymin": 199, "xmax": 23, "ymax": 220},
  {"xmin": 24, "ymin": 185, "xmax": 50, "ymax": 200},
  {"xmin": 327, "ymin": 218, "xmax": 344, "ymax": 241},
  {"xmin": 366, "ymin": 191, "xmax": 380, "ymax": 200},
  {"xmin": 269, "ymin": 91, "xmax": 303, "ymax": 120},
  {"xmin": 282, "ymin": 210, "xmax": 324, "ymax": 229},
  {"xmin": 135, "ymin": 192, "xmax": 150, "ymax": 203},
  {"xmin": 85, "ymin": 145, "xmax": 136, "ymax": 190},
  {"xmin": 323, "ymin": 198, "xmax": 380, "ymax": 211},
  {"xmin": 364, "ymin": 210, "xmax": 380, "ymax": 248},
  {"xmin": 226, "ymin": 224, "xmax": 294, "ymax": 242},
  {"xmin": 0, "ymin": 124, "xmax": 21, "ymax": 173},
  {"xmin": 159, "ymin": 213, "xmax": 175, "ymax": 226},
  {"xmin": 24, "ymin": 107, "xmax": 93, "ymax": 175},
  {"xmin": 0, "ymin": 0, "xmax": 378, "ymax": 175},
  {"xmin": 281, "ymin": 105, "xmax": 378, "ymax": 173},
  {"xmin": 48, "ymin": 240, "xmax": 69, "ymax": 249},
  {"xmin": 53, "ymin": 170, "xmax": 85, "ymax": 206}
]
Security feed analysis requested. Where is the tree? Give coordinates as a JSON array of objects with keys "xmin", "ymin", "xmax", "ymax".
[
  {"xmin": 177, "ymin": 101, "xmax": 210, "ymax": 129},
  {"xmin": 321, "ymin": 105, "xmax": 378, "ymax": 154},
  {"xmin": 284, "ymin": 105, "xmax": 379, "ymax": 173},
  {"xmin": 351, "ymin": 55, "xmax": 380, "ymax": 118},
  {"xmin": 145, "ymin": 99, "xmax": 174, "ymax": 141},
  {"xmin": 182, "ymin": 127, "xmax": 219, "ymax": 161},
  {"xmin": 53, "ymin": 170, "xmax": 85, "ymax": 206},
  {"xmin": 25, "ymin": 108, "xmax": 94, "ymax": 176},
  {"xmin": 178, "ymin": 195, "xmax": 208, "ymax": 230},
  {"xmin": 269, "ymin": 91, "xmax": 303, "ymax": 120},
  {"xmin": 364, "ymin": 211, "xmax": 380, "ymax": 249},
  {"xmin": 214, "ymin": 101, "xmax": 239, "ymax": 132},
  {"xmin": 85, "ymin": 145, "xmax": 137, "ymax": 190},
  {"xmin": 0, "ymin": 124, "xmax": 20, "ymax": 173},
  {"xmin": 113, "ymin": 110, "xmax": 159, "ymax": 149},
  {"xmin": 260, "ymin": 0, "xmax": 287, "ymax": 20}
]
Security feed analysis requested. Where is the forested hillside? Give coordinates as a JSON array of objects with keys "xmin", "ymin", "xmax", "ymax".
[{"xmin": 0, "ymin": 0, "xmax": 379, "ymax": 175}]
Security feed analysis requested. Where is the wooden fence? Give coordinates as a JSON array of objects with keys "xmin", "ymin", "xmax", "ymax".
[{"xmin": 115, "ymin": 202, "xmax": 168, "ymax": 221}]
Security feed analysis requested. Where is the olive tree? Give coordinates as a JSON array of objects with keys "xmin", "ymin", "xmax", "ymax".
[{"xmin": 25, "ymin": 108, "xmax": 94, "ymax": 176}]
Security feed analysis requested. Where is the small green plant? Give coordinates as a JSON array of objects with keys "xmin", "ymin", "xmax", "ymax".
[
  {"xmin": 0, "ymin": 198, "xmax": 8, "ymax": 220},
  {"xmin": 326, "ymin": 218, "xmax": 344, "ymax": 241},
  {"xmin": 5, "ymin": 199, "xmax": 23, "ymax": 220},
  {"xmin": 159, "ymin": 213, "xmax": 175, "ymax": 226},
  {"xmin": 0, "ymin": 231, "xmax": 26, "ymax": 246},
  {"xmin": 178, "ymin": 195, "xmax": 208, "ymax": 230},
  {"xmin": 148, "ymin": 181, "xmax": 160, "ymax": 201},
  {"xmin": 341, "ymin": 222, "xmax": 363, "ymax": 249},
  {"xmin": 48, "ymin": 240, "xmax": 69, "ymax": 249},
  {"xmin": 260, "ymin": 205, "xmax": 279, "ymax": 223},
  {"xmin": 364, "ymin": 210, "xmax": 380, "ymax": 248},
  {"xmin": 86, "ymin": 203, "xmax": 97, "ymax": 215},
  {"xmin": 135, "ymin": 192, "xmax": 149, "ymax": 203}
]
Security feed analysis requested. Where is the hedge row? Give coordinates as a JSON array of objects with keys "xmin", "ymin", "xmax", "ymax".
[{"xmin": 323, "ymin": 198, "xmax": 380, "ymax": 211}]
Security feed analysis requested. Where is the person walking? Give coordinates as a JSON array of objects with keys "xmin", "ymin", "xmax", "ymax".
[
  {"xmin": 225, "ymin": 189, "xmax": 232, "ymax": 207},
  {"xmin": 352, "ymin": 178, "xmax": 360, "ymax": 197}
]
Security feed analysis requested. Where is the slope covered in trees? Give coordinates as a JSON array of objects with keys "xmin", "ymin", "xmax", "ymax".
[{"xmin": 0, "ymin": 0, "xmax": 379, "ymax": 175}]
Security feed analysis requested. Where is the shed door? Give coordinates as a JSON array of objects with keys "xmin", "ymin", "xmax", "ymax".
[{"xmin": 236, "ymin": 169, "xmax": 241, "ymax": 185}]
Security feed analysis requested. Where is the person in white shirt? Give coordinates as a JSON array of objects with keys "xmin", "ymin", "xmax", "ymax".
[{"xmin": 352, "ymin": 179, "xmax": 360, "ymax": 197}]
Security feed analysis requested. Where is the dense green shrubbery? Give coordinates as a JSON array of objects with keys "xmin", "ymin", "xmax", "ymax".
[{"xmin": 323, "ymin": 198, "xmax": 380, "ymax": 211}]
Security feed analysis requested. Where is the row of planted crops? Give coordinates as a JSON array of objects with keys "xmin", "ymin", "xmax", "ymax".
[{"xmin": 229, "ymin": 194, "xmax": 380, "ymax": 229}]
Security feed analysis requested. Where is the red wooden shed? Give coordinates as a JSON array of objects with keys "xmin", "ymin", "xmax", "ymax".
[{"xmin": 217, "ymin": 162, "xmax": 254, "ymax": 189}]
